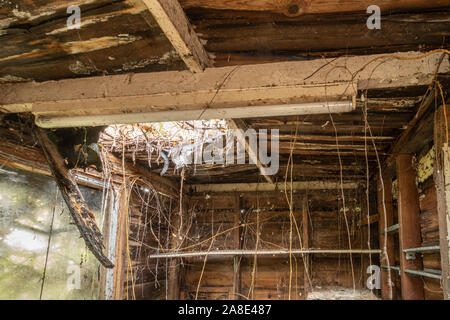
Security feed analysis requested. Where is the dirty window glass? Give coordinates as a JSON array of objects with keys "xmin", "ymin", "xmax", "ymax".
[{"xmin": 0, "ymin": 166, "xmax": 104, "ymax": 300}]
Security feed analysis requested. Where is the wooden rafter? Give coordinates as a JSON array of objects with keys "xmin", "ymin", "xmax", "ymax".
[
  {"xmin": 140, "ymin": 0, "xmax": 212, "ymax": 72},
  {"xmin": 228, "ymin": 118, "xmax": 274, "ymax": 184}
]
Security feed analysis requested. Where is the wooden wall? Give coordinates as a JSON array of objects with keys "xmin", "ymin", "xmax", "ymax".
[
  {"xmin": 181, "ymin": 188, "xmax": 376, "ymax": 300},
  {"xmin": 417, "ymin": 146, "xmax": 443, "ymax": 299}
]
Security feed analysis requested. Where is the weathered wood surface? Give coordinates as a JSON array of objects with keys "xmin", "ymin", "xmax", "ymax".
[
  {"xmin": 33, "ymin": 127, "xmax": 114, "ymax": 268},
  {"xmin": 397, "ymin": 154, "xmax": 424, "ymax": 300},
  {"xmin": 142, "ymin": 0, "xmax": 211, "ymax": 72},
  {"xmin": 433, "ymin": 105, "xmax": 450, "ymax": 300},
  {"xmin": 1, "ymin": 51, "xmax": 446, "ymax": 116},
  {"xmin": 180, "ymin": 0, "xmax": 449, "ymax": 15},
  {"xmin": 0, "ymin": 1, "xmax": 185, "ymax": 83}
]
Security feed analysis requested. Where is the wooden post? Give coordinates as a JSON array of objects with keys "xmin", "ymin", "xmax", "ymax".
[
  {"xmin": 377, "ymin": 173, "xmax": 396, "ymax": 300},
  {"xmin": 231, "ymin": 193, "xmax": 241, "ymax": 299},
  {"xmin": 112, "ymin": 184, "xmax": 129, "ymax": 300},
  {"xmin": 302, "ymin": 196, "xmax": 310, "ymax": 299},
  {"xmin": 397, "ymin": 154, "xmax": 424, "ymax": 300},
  {"xmin": 433, "ymin": 105, "xmax": 450, "ymax": 300}
]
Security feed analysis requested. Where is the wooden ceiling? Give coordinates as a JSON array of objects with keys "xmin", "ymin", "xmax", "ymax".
[
  {"xmin": 0, "ymin": 0, "xmax": 449, "ymax": 185},
  {"xmin": 0, "ymin": 0, "xmax": 448, "ymax": 82}
]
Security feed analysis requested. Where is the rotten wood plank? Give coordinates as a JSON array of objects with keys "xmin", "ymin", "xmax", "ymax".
[{"xmin": 33, "ymin": 127, "xmax": 114, "ymax": 268}]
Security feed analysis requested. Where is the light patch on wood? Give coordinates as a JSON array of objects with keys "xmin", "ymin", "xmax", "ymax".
[
  {"xmin": 63, "ymin": 35, "xmax": 142, "ymax": 54},
  {"xmin": 392, "ymin": 179, "xmax": 398, "ymax": 200},
  {"xmin": 0, "ymin": 75, "xmax": 31, "ymax": 83},
  {"xmin": 417, "ymin": 146, "xmax": 435, "ymax": 184},
  {"xmin": 69, "ymin": 61, "xmax": 96, "ymax": 75},
  {"xmin": 443, "ymin": 145, "xmax": 450, "ymax": 252}
]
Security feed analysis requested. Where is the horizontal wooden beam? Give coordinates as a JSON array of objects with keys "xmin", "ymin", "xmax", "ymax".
[
  {"xmin": 179, "ymin": 0, "xmax": 449, "ymax": 16},
  {"xmin": 0, "ymin": 51, "xmax": 446, "ymax": 127},
  {"xmin": 188, "ymin": 180, "xmax": 360, "ymax": 193}
]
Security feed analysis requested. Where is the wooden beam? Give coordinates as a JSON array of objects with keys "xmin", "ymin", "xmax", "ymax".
[
  {"xmin": 433, "ymin": 105, "xmax": 450, "ymax": 300},
  {"xmin": 33, "ymin": 128, "xmax": 114, "ymax": 268},
  {"xmin": 179, "ymin": 0, "xmax": 449, "ymax": 16},
  {"xmin": 382, "ymin": 88, "xmax": 438, "ymax": 175},
  {"xmin": 1, "ymin": 51, "xmax": 446, "ymax": 124},
  {"xmin": 396, "ymin": 154, "xmax": 424, "ymax": 300},
  {"xmin": 188, "ymin": 181, "xmax": 360, "ymax": 193},
  {"xmin": 141, "ymin": 0, "xmax": 211, "ymax": 72},
  {"xmin": 377, "ymin": 173, "xmax": 396, "ymax": 300},
  {"xmin": 228, "ymin": 119, "xmax": 274, "ymax": 184},
  {"xmin": 231, "ymin": 193, "xmax": 241, "ymax": 300}
]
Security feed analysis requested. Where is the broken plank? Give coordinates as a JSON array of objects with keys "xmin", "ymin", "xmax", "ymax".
[{"xmin": 33, "ymin": 127, "xmax": 114, "ymax": 268}]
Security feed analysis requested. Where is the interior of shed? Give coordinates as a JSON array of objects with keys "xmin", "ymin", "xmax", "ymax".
[{"xmin": 0, "ymin": 0, "xmax": 449, "ymax": 300}]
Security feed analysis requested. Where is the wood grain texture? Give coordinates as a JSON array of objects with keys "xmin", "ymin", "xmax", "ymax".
[
  {"xmin": 180, "ymin": 0, "xmax": 450, "ymax": 15},
  {"xmin": 142, "ymin": 0, "xmax": 212, "ymax": 72}
]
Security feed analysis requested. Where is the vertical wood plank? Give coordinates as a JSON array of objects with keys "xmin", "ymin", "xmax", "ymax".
[
  {"xmin": 112, "ymin": 184, "xmax": 129, "ymax": 300},
  {"xmin": 232, "ymin": 193, "xmax": 241, "ymax": 299},
  {"xmin": 302, "ymin": 196, "xmax": 310, "ymax": 299},
  {"xmin": 377, "ymin": 173, "xmax": 396, "ymax": 300},
  {"xmin": 434, "ymin": 105, "xmax": 450, "ymax": 300},
  {"xmin": 397, "ymin": 154, "xmax": 424, "ymax": 300}
]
